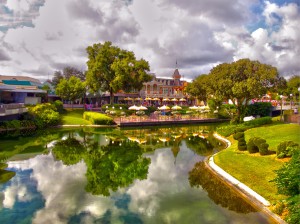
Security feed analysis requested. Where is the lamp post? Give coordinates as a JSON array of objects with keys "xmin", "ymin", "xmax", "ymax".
[
  {"xmin": 290, "ymin": 93, "xmax": 293, "ymax": 110},
  {"xmin": 280, "ymin": 95, "xmax": 283, "ymax": 121},
  {"xmin": 120, "ymin": 106, "xmax": 122, "ymax": 123}
]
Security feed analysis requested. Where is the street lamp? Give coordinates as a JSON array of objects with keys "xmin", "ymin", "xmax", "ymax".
[
  {"xmin": 120, "ymin": 106, "xmax": 122, "ymax": 123},
  {"xmin": 290, "ymin": 93, "xmax": 293, "ymax": 110},
  {"xmin": 280, "ymin": 95, "xmax": 283, "ymax": 121}
]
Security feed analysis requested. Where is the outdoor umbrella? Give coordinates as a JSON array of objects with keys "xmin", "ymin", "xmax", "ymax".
[
  {"xmin": 137, "ymin": 105, "xmax": 148, "ymax": 111},
  {"xmin": 179, "ymin": 98, "xmax": 186, "ymax": 102},
  {"xmin": 145, "ymin": 97, "xmax": 152, "ymax": 100},
  {"xmin": 158, "ymin": 105, "xmax": 170, "ymax": 110},
  {"xmin": 171, "ymin": 98, "xmax": 178, "ymax": 102},
  {"xmin": 172, "ymin": 105, "xmax": 182, "ymax": 110},
  {"xmin": 135, "ymin": 97, "xmax": 143, "ymax": 101},
  {"xmin": 124, "ymin": 97, "xmax": 133, "ymax": 101},
  {"xmin": 129, "ymin": 105, "xmax": 139, "ymax": 110},
  {"xmin": 162, "ymin": 98, "xmax": 170, "ymax": 102},
  {"xmin": 189, "ymin": 105, "xmax": 199, "ymax": 110}
]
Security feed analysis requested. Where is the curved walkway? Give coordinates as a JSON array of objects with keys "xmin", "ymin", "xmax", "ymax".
[{"xmin": 207, "ymin": 133, "xmax": 286, "ymax": 224}]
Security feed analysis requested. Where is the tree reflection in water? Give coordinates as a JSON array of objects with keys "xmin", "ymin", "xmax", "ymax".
[
  {"xmin": 52, "ymin": 137, "xmax": 151, "ymax": 197},
  {"xmin": 189, "ymin": 161, "xmax": 256, "ymax": 213},
  {"xmin": 85, "ymin": 141, "xmax": 151, "ymax": 196}
]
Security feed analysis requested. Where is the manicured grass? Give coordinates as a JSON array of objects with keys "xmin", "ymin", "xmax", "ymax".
[
  {"xmin": 245, "ymin": 123, "xmax": 300, "ymax": 151},
  {"xmin": 61, "ymin": 109, "xmax": 91, "ymax": 125},
  {"xmin": 214, "ymin": 123, "xmax": 300, "ymax": 203}
]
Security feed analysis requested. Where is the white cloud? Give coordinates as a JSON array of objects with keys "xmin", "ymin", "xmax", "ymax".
[{"xmin": 0, "ymin": 0, "xmax": 299, "ymax": 81}]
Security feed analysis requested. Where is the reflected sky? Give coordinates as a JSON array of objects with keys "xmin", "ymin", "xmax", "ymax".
[{"xmin": 0, "ymin": 129, "xmax": 270, "ymax": 224}]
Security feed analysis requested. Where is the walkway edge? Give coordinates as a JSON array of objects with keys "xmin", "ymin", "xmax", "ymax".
[
  {"xmin": 209, "ymin": 133, "xmax": 288, "ymax": 224},
  {"xmin": 211, "ymin": 133, "xmax": 270, "ymax": 206}
]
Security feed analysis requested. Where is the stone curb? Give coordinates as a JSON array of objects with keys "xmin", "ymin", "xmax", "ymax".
[{"xmin": 211, "ymin": 133, "xmax": 271, "ymax": 206}]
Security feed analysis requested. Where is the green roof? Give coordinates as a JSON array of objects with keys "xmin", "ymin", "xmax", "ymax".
[{"xmin": 3, "ymin": 80, "xmax": 32, "ymax": 86}]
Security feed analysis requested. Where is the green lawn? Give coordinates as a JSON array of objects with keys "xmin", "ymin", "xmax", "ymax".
[
  {"xmin": 61, "ymin": 109, "xmax": 91, "ymax": 125},
  {"xmin": 245, "ymin": 123, "xmax": 300, "ymax": 151},
  {"xmin": 214, "ymin": 123, "xmax": 300, "ymax": 203}
]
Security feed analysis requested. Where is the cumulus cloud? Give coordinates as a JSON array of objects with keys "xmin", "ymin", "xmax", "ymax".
[{"xmin": 0, "ymin": 0, "xmax": 299, "ymax": 80}]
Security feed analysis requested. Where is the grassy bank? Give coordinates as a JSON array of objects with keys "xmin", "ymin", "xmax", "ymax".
[
  {"xmin": 214, "ymin": 123, "xmax": 300, "ymax": 203},
  {"xmin": 61, "ymin": 109, "xmax": 91, "ymax": 125}
]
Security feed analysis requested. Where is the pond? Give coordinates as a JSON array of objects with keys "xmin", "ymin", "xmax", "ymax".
[{"xmin": 0, "ymin": 125, "xmax": 272, "ymax": 224}]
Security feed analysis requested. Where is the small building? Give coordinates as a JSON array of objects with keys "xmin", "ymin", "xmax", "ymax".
[{"xmin": 0, "ymin": 75, "xmax": 46, "ymax": 105}]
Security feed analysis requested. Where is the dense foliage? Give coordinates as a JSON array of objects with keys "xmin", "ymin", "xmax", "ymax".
[
  {"xmin": 28, "ymin": 103, "xmax": 60, "ymax": 128},
  {"xmin": 273, "ymin": 151, "xmax": 300, "ymax": 224},
  {"xmin": 277, "ymin": 141, "xmax": 299, "ymax": 159},
  {"xmin": 216, "ymin": 117, "xmax": 272, "ymax": 137},
  {"xmin": 245, "ymin": 102, "xmax": 273, "ymax": 117},
  {"xmin": 55, "ymin": 76, "xmax": 86, "ymax": 107},
  {"xmin": 187, "ymin": 59, "xmax": 282, "ymax": 123},
  {"xmin": 233, "ymin": 131, "xmax": 247, "ymax": 151},
  {"xmin": 83, "ymin": 111, "xmax": 115, "ymax": 125},
  {"xmin": 247, "ymin": 137, "xmax": 270, "ymax": 155},
  {"xmin": 86, "ymin": 41, "xmax": 152, "ymax": 104}
]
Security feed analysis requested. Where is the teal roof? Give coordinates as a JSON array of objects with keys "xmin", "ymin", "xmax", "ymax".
[{"xmin": 3, "ymin": 80, "xmax": 32, "ymax": 86}]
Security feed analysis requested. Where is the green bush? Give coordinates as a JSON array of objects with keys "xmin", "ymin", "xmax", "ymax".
[
  {"xmin": 273, "ymin": 151, "xmax": 300, "ymax": 224},
  {"xmin": 247, "ymin": 137, "xmax": 269, "ymax": 155},
  {"xmin": 83, "ymin": 112, "xmax": 115, "ymax": 125},
  {"xmin": 246, "ymin": 102, "xmax": 273, "ymax": 117},
  {"xmin": 52, "ymin": 100, "xmax": 64, "ymax": 113},
  {"xmin": 28, "ymin": 103, "xmax": 60, "ymax": 128},
  {"xmin": 217, "ymin": 117, "xmax": 273, "ymax": 137},
  {"xmin": 277, "ymin": 141, "xmax": 299, "ymax": 159},
  {"xmin": 259, "ymin": 143, "xmax": 270, "ymax": 155},
  {"xmin": 233, "ymin": 132, "xmax": 244, "ymax": 140},
  {"xmin": 238, "ymin": 140, "xmax": 247, "ymax": 151},
  {"xmin": 247, "ymin": 137, "xmax": 259, "ymax": 153}
]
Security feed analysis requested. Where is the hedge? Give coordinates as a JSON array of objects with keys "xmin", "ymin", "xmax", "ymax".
[{"xmin": 83, "ymin": 112, "xmax": 115, "ymax": 125}]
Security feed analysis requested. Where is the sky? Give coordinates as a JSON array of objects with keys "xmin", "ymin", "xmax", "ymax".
[{"xmin": 0, "ymin": 0, "xmax": 299, "ymax": 82}]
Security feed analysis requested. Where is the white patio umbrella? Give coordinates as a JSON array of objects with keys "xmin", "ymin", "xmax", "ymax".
[
  {"xmin": 172, "ymin": 105, "xmax": 182, "ymax": 110},
  {"xmin": 179, "ymin": 98, "xmax": 186, "ymax": 102},
  {"xmin": 129, "ymin": 105, "xmax": 139, "ymax": 110},
  {"xmin": 158, "ymin": 105, "xmax": 170, "ymax": 110},
  {"xmin": 189, "ymin": 105, "xmax": 199, "ymax": 110},
  {"xmin": 137, "ymin": 105, "xmax": 147, "ymax": 110}
]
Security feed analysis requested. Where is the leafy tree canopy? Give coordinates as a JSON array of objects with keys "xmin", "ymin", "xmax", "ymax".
[
  {"xmin": 186, "ymin": 74, "xmax": 208, "ymax": 103},
  {"xmin": 55, "ymin": 76, "xmax": 86, "ymax": 106},
  {"xmin": 52, "ymin": 66, "xmax": 85, "ymax": 88},
  {"xmin": 86, "ymin": 41, "xmax": 152, "ymax": 104},
  {"xmin": 205, "ymin": 59, "xmax": 281, "ymax": 123}
]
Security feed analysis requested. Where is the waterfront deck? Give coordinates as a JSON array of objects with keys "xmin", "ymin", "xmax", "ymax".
[{"xmin": 115, "ymin": 116, "xmax": 229, "ymax": 127}]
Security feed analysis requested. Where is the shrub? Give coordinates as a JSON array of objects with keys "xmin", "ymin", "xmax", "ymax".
[
  {"xmin": 233, "ymin": 132, "xmax": 244, "ymax": 140},
  {"xmin": 277, "ymin": 141, "xmax": 299, "ymax": 159},
  {"xmin": 238, "ymin": 140, "xmax": 247, "ymax": 151},
  {"xmin": 216, "ymin": 117, "xmax": 272, "ymax": 137},
  {"xmin": 246, "ymin": 102, "xmax": 273, "ymax": 117},
  {"xmin": 83, "ymin": 112, "xmax": 115, "ymax": 125},
  {"xmin": 247, "ymin": 137, "xmax": 269, "ymax": 155},
  {"xmin": 259, "ymin": 143, "xmax": 270, "ymax": 155},
  {"xmin": 28, "ymin": 103, "xmax": 60, "ymax": 128},
  {"xmin": 52, "ymin": 100, "xmax": 64, "ymax": 113},
  {"xmin": 247, "ymin": 137, "xmax": 259, "ymax": 153},
  {"xmin": 272, "ymin": 151, "xmax": 300, "ymax": 224}
]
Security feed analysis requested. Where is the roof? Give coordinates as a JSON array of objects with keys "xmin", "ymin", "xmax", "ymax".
[
  {"xmin": 172, "ymin": 69, "xmax": 181, "ymax": 79},
  {"xmin": 3, "ymin": 80, "xmax": 32, "ymax": 86},
  {"xmin": 0, "ymin": 75, "xmax": 41, "ymax": 84}
]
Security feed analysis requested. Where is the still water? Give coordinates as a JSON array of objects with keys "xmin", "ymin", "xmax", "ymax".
[{"xmin": 0, "ymin": 126, "xmax": 271, "ymax": 224}]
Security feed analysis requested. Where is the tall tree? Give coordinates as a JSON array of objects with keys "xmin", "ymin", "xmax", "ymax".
[
  {"xmin": 206, "ymin": 59, "xmax": 281, "ymax": 123},
  {"xmin": 55, "ymin": 76, "xmax": 86, "ymax": 109},
  {"xmin": 51, "ymin": 67, "xmax": 85, "ymax": 88},
  {"xmin": 86, "ymin": 41, "xmax": 152, "ymax": 104},
  {"xmin": 186, "ymin": 74, "xmax": 209, "ymax": 104}
]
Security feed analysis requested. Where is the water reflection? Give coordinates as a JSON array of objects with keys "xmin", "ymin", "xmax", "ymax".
[
  {"xmin": 189, "ymin": 161, "xmax": 256, "ymax": 213},
  {"xmin": 0, "ymin": 125, "xmax": 271, "ymax": 223}
]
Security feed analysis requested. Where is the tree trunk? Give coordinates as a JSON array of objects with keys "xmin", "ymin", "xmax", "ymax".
[{"xmin": 110, "ymin": 88, "xmax": 114, "ymax": 105}]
